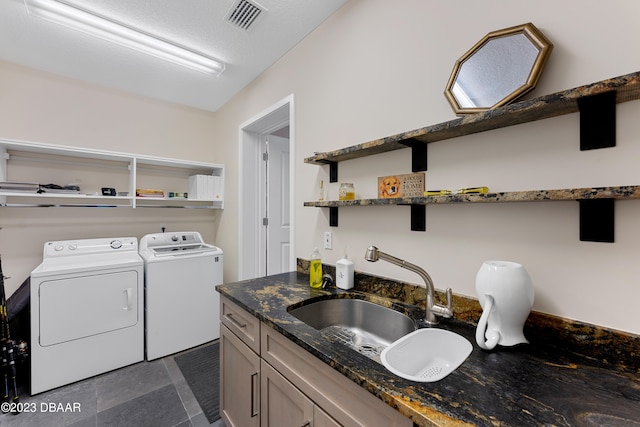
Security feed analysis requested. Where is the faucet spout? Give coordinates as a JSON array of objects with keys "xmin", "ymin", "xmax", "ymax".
[{"xmin": 364, "ymin": 245, "xmax": 453, "ymax": 326}]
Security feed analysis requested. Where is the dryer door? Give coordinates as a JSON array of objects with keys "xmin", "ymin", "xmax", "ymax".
[{"xmin": 38, "ymin": 270, "xmax": 139, "ymax": 346}]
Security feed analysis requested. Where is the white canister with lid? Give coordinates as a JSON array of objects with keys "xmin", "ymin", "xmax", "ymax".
[{"xmin": 336, "ymin": 253, "xmax": 354, "ymax": 290}]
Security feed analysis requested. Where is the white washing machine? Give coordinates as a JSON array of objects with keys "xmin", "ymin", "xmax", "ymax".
[
  {"xmin": 30, "ymin": 237, "xmax": 144, "ymax": 395},
  {"xmin": 139, "ymin": 231, "xmax": 223, "ymax": 360}
]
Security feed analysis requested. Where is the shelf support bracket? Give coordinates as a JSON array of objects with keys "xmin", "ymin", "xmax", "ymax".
[
  {"xmin": 578, "ymin": 91, "xmax": 616, "ymax": 151},
  {"xmin": 579, "ymin": 199, "xmax": 614, "ymax": 242},
  {"xmin": 329, "ymin": 206, "xmax": 338, "ymax": 227},
  {"xmin": 399, "ymin": 139, "xmax": 428, "ymax": 172},
  {"xmin": 317, "ymin": 160, "xmax": 338, "ymax": 183},
  {"xmin": 410, "ymin": 204, "xmax": 426, "ymax": 231}
]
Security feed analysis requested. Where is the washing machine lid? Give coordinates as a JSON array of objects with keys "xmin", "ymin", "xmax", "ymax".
[
  {"xmin": 149, "ymin": 243, "xmax": 217, "ymax": 254},
  {"xmin": 140, "ymin": 231, "xmax": 220, "ymax": 257}
]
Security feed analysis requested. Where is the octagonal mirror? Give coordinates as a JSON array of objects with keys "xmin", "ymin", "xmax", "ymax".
[{"xmin": 445, "ymin": 23, "xmax": 553, "ymax": 115}]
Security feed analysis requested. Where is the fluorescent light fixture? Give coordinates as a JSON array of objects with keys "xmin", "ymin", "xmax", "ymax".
[{"xmin": 24, "ymin": 0, "xmax": 225, "ymax": 75}]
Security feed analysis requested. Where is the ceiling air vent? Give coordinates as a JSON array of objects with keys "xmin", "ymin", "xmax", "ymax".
[{"xmin": 225, "ymin": 0, "xmax": 266, "ymax": 31}]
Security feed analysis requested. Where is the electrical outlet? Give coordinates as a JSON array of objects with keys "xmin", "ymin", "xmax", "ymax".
[{"xmin": 324, "ymin": 231, "xmax": 333, "ymax": 250}]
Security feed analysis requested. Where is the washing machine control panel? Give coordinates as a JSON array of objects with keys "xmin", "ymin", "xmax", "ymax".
[
  {"xmin": 43, "ymin": 237, "xmax": 138, "ymax": 258},
  {"xmin": 144, "ymin": 232, "xmax": 203, "ymax": 248}
]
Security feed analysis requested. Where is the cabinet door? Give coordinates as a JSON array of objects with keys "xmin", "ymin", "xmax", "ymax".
[
  {"xmin": 261, "ymin": 360, "xmax": 314, "ymax": 427},
  {"xmin": 314, "ymin": 406, "xmax": 341, "ymax": 427},
  {"xmin": 220, "ymin": 325, "xmax": 260, "ymax": 427}
]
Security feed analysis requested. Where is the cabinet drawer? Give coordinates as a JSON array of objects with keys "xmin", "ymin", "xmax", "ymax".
[{"xmin": 221, "ymin": 296, "xmax": 260, "ymax": 354}]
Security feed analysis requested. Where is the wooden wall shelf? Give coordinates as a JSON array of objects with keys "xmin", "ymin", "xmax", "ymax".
[
  {"xmin": 304, "ymin": 71, "xmax": 640, "ymax": 242},
  {"xmin": 305, "ymin": 71, "xmax": 640, "ymax": 182},
  {"xmin": 304, "ymin": 186, "xmax": 640, "ymax": 207},
  {"xmin": 305, "ymin": 186, "xmax": 640, "ymax": 242}
]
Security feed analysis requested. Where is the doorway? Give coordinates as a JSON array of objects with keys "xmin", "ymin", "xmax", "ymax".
[{"xmin": 239, "ymin": 95, "xmax": 295, "ymax": 280}]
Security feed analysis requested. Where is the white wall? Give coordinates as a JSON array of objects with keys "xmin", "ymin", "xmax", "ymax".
[
  {"xmin": 0, "ymin": 61, "xmax": 222, "ymax": 295},
  {"xmin": 210, "ymin": 0, "xmax": 640, "ymax": 334},
  {"xmin": 2, "ymin": 0, "xmax": 638, "ymax": 335}
]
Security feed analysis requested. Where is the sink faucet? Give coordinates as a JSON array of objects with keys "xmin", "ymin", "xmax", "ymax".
[{"xmin": 364, "ymin": 245, "xmax": 453, "ymax": 326}]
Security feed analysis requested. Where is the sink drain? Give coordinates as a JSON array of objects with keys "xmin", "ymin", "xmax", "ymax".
[{"xmin": 356, "ymin": 344, "xmax": 381, "ymax": 359}]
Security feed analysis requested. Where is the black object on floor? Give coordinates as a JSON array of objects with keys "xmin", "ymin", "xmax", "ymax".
[{"xmin": 174, "ymin": 341, "xmax": 220, "ymax": 424}]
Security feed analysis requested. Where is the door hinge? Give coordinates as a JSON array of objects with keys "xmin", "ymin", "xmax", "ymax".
[
  {"xmin": 263, "ymin": 152, "xmax": 268, "ymax": 161},
  {"xmin": 262, "ymin": 217, "xmax": 268, "ymax": 226}
]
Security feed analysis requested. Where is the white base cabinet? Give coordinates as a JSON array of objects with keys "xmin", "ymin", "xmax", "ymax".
[{"xmin": 219, "ymin": 296, "xmax": 411, "ymax": 427}]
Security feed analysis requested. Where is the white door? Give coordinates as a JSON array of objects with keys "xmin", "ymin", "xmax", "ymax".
[
  {"xmin": 262, "ymin": 134, "xmax": 290, "ymax": 275},
  {"xmin": 239, "ymin": 95, "xmax": 295, "ymax": 280}
]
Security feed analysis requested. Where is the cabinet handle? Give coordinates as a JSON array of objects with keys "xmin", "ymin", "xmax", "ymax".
[
  {"xmin": 250, "ymin": 372, "xmax": 259, "ymax": 417},
  {"xmin": 226, "ymin": 313, "xmax": 247, "ymax": 329},
  {"xmin": 301, "ymin": 422, "xmax": 311, "ymax": 427}
]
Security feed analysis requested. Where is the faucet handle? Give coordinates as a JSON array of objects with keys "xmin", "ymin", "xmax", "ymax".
[{"xmin": 431, "ymin": 288, "xmax": 454, "ymax": 320}]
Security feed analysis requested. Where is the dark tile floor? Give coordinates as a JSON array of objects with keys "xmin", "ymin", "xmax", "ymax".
[{"xmin": 0, "ymin": 342, "xmax": 225, "ymax": 427}]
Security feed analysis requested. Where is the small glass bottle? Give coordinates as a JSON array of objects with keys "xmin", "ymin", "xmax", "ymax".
[{"xmin": 338, "ymin": 183, "xmax": 355, "ymax": 200}]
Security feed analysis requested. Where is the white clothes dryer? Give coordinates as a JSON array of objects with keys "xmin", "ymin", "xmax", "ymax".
[
  {"xmin": 139, "ymin": 232, "xmax": 223, "ymax": 361},
  {"xmin": 30, "ymin": 237, "xmax": 144, "ymax": 395}
]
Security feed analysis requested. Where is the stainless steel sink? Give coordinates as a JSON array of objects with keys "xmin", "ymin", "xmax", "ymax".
[{"xmin": 288, "ymin": 298, "xmax": 416, "ymax": 362}]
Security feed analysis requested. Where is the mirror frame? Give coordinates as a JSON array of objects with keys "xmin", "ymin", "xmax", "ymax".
[{"xmin": 444, "ymin": 23, "xmax": 553, "ymax": 115}]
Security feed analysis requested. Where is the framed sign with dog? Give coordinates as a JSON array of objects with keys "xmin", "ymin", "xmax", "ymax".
[{"xmin": 378, "ymin": 172, "xmax": 425, "ymax": 198}]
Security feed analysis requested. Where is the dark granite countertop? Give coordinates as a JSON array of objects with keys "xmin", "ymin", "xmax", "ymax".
[{"xmin": 216, "ymin": 272, "xmax": 640, "ymax": 427}]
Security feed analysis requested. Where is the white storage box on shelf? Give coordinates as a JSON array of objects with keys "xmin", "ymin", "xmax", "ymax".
[{"xmin": 189, "ymin": 174, "xmax": 223, "ymax": 200}]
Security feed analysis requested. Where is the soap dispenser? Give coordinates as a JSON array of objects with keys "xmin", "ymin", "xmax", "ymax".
[
  {"xmin": 336, "ymin": 252, "xmax": 354, "ymax": 290},
  {"xmin": 310, "ymin": 247, "xmax": 323, "ymax": 288}
]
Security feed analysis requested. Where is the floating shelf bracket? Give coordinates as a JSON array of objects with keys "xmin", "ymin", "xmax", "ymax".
[
  {"xmin": 397, "ymin": 203, "xmax": 426, "ymax": 231},
  {"xmin": 329, "ymin": 206, "xmax": 338, "ymax": 226},
  {"xmin": 578, "ymin": 198, "xmax": 614, "ymax": 242},
  {"xmin": 317, "ymin": 160, "xmax": 338, "ymax": 183},
  {"xmin": 410, "ymin": 204, "xmax": 426, "ymax": 231},
  {"xmin": 399, "ymin": 139, "xmax": 428, "ymax": 172},
  {"xmin": 578, "ymin": 91, "xmax": 616, "ymax": 151}
]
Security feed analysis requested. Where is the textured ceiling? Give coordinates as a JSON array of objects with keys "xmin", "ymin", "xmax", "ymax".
[{"xmin": 0, "ymin": 0, "xmax": 348, "ymax": 112}]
